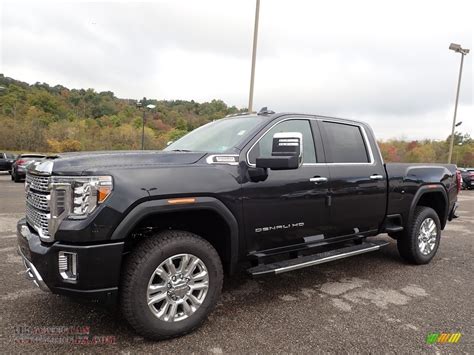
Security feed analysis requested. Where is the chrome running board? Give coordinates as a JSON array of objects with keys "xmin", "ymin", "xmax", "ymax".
[{"xmin": 247, "ymin": 240, "xmax": 389, "ymax": 276}]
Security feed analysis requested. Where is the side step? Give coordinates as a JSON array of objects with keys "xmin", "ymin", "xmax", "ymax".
[{"xmin": 247, "ymin": 240, "xmax": 389, "ymax": 276}]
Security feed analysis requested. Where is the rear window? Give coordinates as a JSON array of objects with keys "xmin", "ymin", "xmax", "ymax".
[{"xmin": 322, "ymin": 122, "xmax": 370, "ymax": 163}]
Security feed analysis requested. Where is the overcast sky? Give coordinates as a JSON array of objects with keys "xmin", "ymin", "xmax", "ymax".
[{"xmin": 1, "ymin": 0, "xmax": 473, "ymax": 140}]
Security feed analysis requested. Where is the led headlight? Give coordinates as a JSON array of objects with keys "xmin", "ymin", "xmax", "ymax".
[{"xmin": 50, "ymin": 176, "xmax": 113, "ymax": 220}]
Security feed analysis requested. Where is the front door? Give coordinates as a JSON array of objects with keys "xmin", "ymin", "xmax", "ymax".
[{"xmin": 241, "ymin": 118, "xmax": 331, "ymax": 252}]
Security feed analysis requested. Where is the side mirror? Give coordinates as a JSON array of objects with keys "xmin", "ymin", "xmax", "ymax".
[{"xmin": 256, "ymin": 132, "xmax": 303, "ymax": 170}]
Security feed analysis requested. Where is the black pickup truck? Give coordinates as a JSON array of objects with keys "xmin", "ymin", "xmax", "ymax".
[{"xmin": 17, "ymin": 110, "xmax": 460, "ymax": 339}]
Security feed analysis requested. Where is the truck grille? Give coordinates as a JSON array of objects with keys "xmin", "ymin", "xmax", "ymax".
[
  {"xmin": 25, "ymin": 172, "xmax": 51, "ymax": 238},
  {"xmin": 26, "ymin": 204, "xmax": 50, "ymax": 237},
  {"xmin": 26, "ymin": 191, "xmax": 49, "ymax": 211},
  {"xmin": 26, "ymin": 174, "xmax": 50, "ymax": 193}
]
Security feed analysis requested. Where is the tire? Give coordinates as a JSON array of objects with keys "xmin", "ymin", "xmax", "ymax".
[
  {"xmin": 121, "ymin": 230, "xmax": 223, "ymax": 340},
  {"xmin": 14, "ymin": 172, "xmax": 21, "ymax": 182},
  {"xmin": 397, "ymin": 206, "xmax": 441, "ymax": 264}
]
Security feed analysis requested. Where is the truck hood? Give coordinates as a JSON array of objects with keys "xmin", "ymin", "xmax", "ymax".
[{"xmin": 29, "ymin": 150, "xmax": 207, "ymax": 175}]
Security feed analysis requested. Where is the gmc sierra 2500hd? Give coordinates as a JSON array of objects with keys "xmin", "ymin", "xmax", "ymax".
[{"xmin": 17, "ymin": 109, "xmax": 460, "ymax": 340}]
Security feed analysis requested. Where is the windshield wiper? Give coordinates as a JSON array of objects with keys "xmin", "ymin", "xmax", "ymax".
[{"xmin": 170, "ymin": 149, "xmax": 193, "ymax": 152}]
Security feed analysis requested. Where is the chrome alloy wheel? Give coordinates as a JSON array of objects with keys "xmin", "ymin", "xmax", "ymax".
[
  {"xmin": 417, "ymin": 218, "xmax": 437, "ymax": 256},
  {"xmin": 147, "ymin": 254, "xmax": 209, "ymax": 322}
]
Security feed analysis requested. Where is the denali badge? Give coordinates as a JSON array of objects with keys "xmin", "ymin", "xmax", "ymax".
[{"xmin": 255, "ymin": 222, "xmax": 304, "ymax": 233}]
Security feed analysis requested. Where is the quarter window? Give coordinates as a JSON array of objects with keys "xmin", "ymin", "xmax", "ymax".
[
  {"xmin": 249, "ymin": 119, "xmax": 316, "ymax": 164},
  {"xmin": 322, "ymin": 122, "xmax": 369, "ymax": 163}
]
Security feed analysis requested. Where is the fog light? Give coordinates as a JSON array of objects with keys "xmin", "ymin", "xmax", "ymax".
[{"xmin": 58, "ymin": 251, "xmax": 77, "ymax": 281}]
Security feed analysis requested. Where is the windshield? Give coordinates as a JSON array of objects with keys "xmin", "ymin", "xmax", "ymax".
[{"xmin": 164, "ymin": 115, "xmax": 266, "ymax": 153}]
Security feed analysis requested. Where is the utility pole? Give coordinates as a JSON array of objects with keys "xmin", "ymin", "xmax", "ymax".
[
  {"xmin": 141, "ymin": 108, "xmax": 146, "ymax": 150},
  {"xmin": 248, "ymin": 0, "xmax": 260, "ymax": 113},
  {"xmin": 447, "ymin": 43, "xmax": 469, "ymax": 164},
  {"xmin": 136, "ymin": 97, "xmax": 146, "ymax": 150}
]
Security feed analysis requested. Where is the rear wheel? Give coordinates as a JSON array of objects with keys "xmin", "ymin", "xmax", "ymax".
[
  {"xmin": 121, "ymin": 230, "xmax": 223, "ymax": 340},
  {"xmin": 397, "ymin": 206, "xmax": 441, "ymax": 264}
]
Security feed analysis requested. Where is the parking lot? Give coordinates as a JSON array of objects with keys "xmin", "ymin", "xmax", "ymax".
[{"xmin": 0, "ymin": 171, "xmax": 472, "ymax": 353}]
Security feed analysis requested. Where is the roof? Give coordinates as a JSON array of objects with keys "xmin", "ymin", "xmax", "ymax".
[{"xmin": 231, "ymin": 109, "xmax": 369, "ymax": 127}]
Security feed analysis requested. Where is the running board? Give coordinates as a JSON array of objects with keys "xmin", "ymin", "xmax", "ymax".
[{"xmin": 247, "ymin": 240, "xmax": 389, "ymax": 276}]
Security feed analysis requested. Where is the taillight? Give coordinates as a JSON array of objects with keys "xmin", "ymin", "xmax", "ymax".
[
  {"xmin": 16, "ymin": 159, "xmax": 26, "ymax": 165},
  {"xmin": 456, "ymin": 170, "xmax": 462, "ymax": 192}
]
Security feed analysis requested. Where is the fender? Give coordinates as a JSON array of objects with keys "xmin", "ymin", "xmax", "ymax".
[
  {"xmin": 408, "ymin": 184, "xmax": 448, "ymax": 229},
  {"xmin": 110, "ymin": 196, "xmax": 239, "ymax": 273}
]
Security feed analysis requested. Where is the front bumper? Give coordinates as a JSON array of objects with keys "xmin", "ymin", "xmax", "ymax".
[
  {"xmin": 17, "ymin": 218, "xmax": 124, "ymax": 301},
  {"xmin": 17, "ymin": 245, "xmax": 50, "ymax": 292}
]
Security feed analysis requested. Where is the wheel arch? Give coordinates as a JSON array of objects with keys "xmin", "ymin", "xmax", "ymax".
[
  {"xmin": 408, "ymin": 185, "xmax": 448, "ymax": 230},
  {"xmin": 111, "ymin": 197, "xmax": 239, "ymax": 274}
]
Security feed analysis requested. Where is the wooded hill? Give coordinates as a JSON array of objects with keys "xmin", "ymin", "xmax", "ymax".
[{"xmin": 0, "ymin": 74, "xmax": 472, "ymax": 166}]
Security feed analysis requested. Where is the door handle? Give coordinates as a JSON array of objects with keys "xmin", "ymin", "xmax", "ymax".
[
  {"xmin": 369, "ymin": 174, "xmax": 384, "ymax": 180},
  {"xmin": 309, "ymin": 177, "xmax": 328, "ymax": 183}
]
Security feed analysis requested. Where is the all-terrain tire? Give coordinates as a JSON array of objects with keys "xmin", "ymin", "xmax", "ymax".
[
  {"xmin": 397, "ymin": 206, "xmax": 441, "ymax": 264},
  {"xmin": 121, "ymin": 230, "xmax": 223, "ymax": 340}
]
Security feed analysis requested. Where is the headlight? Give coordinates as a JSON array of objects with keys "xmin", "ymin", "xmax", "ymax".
[
  {"xmin": 50, "ymin": 176, "xmax": 113, "ymax": 219},
  {"xmin": 47, "ymin": 175, "xmax": 113, "ymax": 240}
]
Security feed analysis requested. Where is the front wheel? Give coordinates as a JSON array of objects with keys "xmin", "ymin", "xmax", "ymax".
[
  {"xmin": 397, "ymin": 206, "xmax": 441, "ymax": 264},
  {"xmin": 121, "ymin": 230, "xmax": 223, "ymax": 340}
]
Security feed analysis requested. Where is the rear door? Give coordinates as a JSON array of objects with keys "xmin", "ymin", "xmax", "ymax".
[{"xmin": 319, "ymin": 120, "xmax": 387, "ymax": 236}]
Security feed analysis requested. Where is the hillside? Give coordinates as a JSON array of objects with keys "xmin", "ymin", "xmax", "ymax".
[
  {"xmin": 0, "ymin": 74, "xmax": 472, "ymax": 166},
  {"xmin": 0, "ymin": 74, "xmax": 244, "ymax": 152}
]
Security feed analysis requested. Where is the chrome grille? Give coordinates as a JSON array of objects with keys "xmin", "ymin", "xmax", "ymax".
[
  {"xmin": 26, "ymin": 172, "xmax": 51, "ymax": 239},
  {"xmin": 26, "ymin": 191, "xmax": 49, "ymax": 211},
  {"xmin": 26, "ymin": 204, "xmax": 50, "ymax": 238},
  {"xmin": 26, "ymin": 174, "xmax": 50, "ymax": 193}
]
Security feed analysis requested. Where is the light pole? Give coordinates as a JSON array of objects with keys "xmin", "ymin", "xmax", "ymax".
[
  {"xmin": 136, "ymin": 98, "xmax": 144, "ymax": 149},
  {"xmin": 248, "ymin": 0, "xmax": 260, "ymax": 113},
  {"xmin": 447, "ymin": 43, "xmax": 469, "ymax": 164},
  {"xmin": 137, "ymin": 98, "xmax": 156, "ymax": 150}
]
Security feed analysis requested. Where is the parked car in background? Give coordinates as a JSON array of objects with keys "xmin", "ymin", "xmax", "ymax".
[
  {"xmin": 465, "ymin": 168, "xmax": 474, "ymax": 189},
  {"xmin": 0, "ymin": 152, "xmax": 17, "ymax": 173},
  {"xmin": 458, "ymin": 168, "xmax": 473, "ymax": 190},
  {"xmin": 11, "ymin": 154, "xmax": 46, "ymax": 182}
]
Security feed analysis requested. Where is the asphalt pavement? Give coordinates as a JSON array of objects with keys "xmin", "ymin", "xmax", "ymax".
[{"xmin": 0, "ymin": 172, "xmax": 472, "ymax": 353}]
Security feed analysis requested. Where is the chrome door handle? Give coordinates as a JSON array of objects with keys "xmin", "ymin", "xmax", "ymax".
[
  {"xmin": 309, "ymin": 177, "xmax": 328, "ymax": 183},
  {"xmin": 370, "ymin": 174, "xmax": 384, "ymax": 180}
]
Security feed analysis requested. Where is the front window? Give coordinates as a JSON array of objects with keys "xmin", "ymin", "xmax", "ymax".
[
  {"xmin": 248, "ymin": 119, "xmax": 317, "ymax": 164},
  {"xmin": 164, "ymin": 115, "xmax": 266, "ymax": 153}
]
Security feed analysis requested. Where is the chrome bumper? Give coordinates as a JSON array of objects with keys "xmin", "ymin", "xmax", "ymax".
[{"xmin": 17, "ymin": 246, "xmax": 50, "ymax": 293}]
